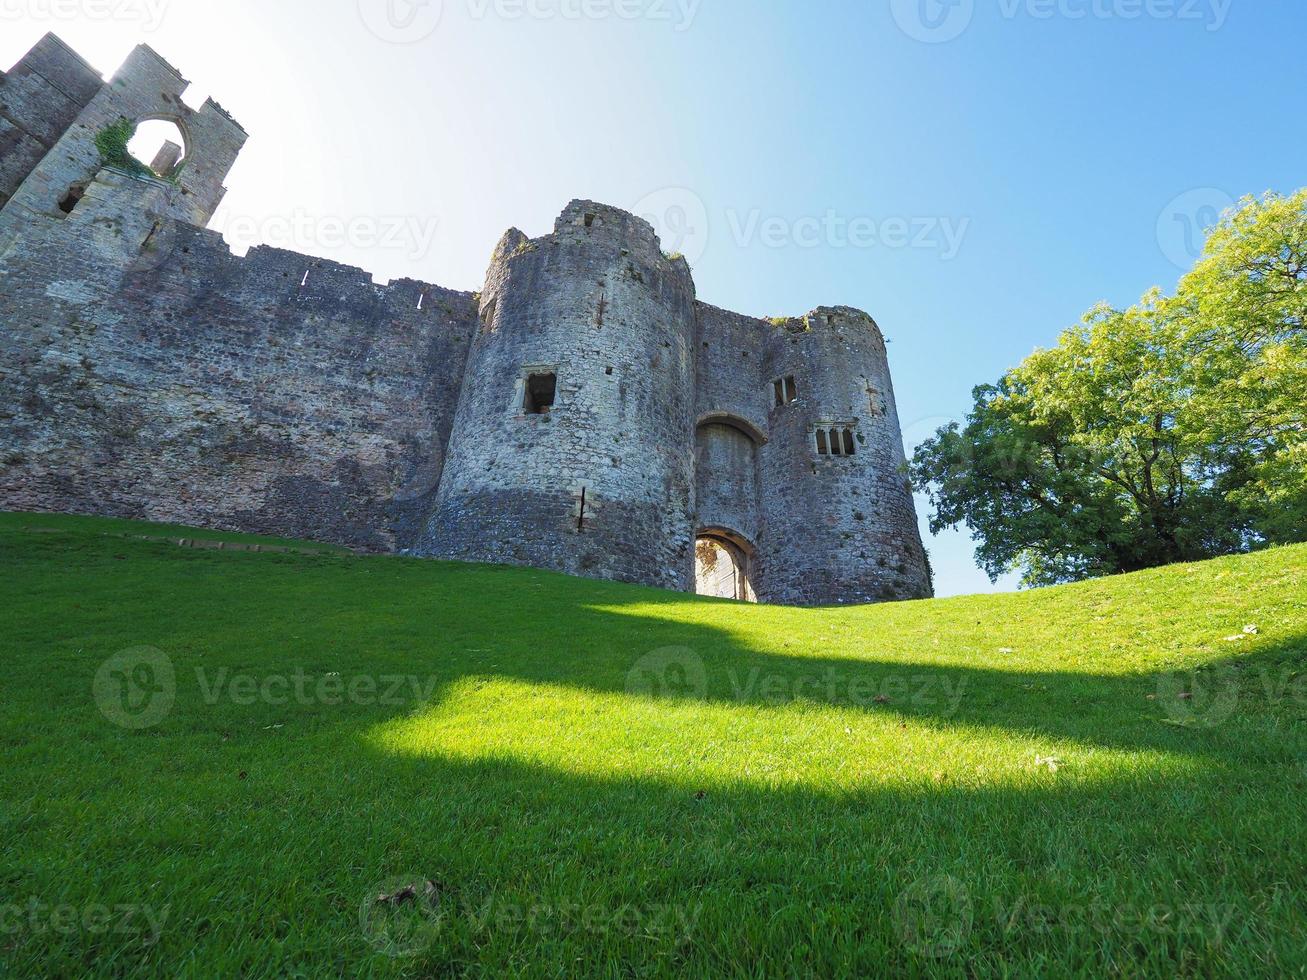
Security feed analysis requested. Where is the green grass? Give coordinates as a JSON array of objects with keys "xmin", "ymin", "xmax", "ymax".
[{"xmin": 1, "ymin": 512, "xmax": 1304, "ymax": 977}]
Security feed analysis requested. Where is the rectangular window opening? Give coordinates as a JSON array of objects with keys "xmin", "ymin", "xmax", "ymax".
[
  {"xmin": 524, "ymin": 372, "xmax": 557, "ymax": 415},
  {"xmin": 816, "ymin": 430, "xmax": 829, "ymax": 455},
  {"xmin": 774, "ymin": 376, "xmax": 798, "ymax": 407},
  {"xmin": 843, "ymin": 429, "xmax": 856, "ymax": 455},
  {"xmin": 57, "ymin": 185, "xmax": 86, "ymax": 217}
]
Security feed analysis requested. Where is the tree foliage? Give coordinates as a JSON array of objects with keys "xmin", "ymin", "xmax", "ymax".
[{"xmin": 912, "ymin": 190, "xmax": 1306, "ymax": 587}]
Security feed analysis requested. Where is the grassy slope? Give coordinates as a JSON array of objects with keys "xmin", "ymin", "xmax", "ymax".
[{"xmin": 0, "ymin": 512, "xmax": 1303, "ymax": 977}]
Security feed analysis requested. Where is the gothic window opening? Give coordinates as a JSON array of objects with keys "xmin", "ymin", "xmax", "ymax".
[
  {"xmin": 815, "ymin": 425, "xmax": 858, "ymax": 457},
  {"xmin": 524, "ymin": 371, "xmax": 557, "ymax": 415}
]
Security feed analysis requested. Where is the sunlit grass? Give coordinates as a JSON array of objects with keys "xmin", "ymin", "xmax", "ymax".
[
  {"xmin": 0, "ymin": 512, "xmax": 1303, "ymax": 977},
  {"xmin": 369, "ymin": 676, "xmax": 1200, "ymax": 793}
]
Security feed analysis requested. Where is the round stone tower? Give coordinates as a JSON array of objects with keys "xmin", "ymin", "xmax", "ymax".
[
  {"xmin": 418, "ymin": 201, "xmax": 698, "ymax": 590},
  {"xmin": 754, "ymin": 308, "xmax": 932, "ymax": 605}
]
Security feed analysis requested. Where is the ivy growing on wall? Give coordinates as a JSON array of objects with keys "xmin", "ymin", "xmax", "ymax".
[{"xmin": 93, "ymin": 119, "xmax": 155, "ymax": 179}]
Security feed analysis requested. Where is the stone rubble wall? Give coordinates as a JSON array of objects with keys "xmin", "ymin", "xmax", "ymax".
[{"xmin": 0, "ymin": 35, "xmax": 934, "ymax": 605}]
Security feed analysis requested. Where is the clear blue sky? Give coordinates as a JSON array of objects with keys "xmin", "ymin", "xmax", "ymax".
[{"xmin": 5, "ymin": 0, "xmax": 1303, "ymax": 596}]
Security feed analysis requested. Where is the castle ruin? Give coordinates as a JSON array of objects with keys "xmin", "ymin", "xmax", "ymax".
[{"xmin": 0, "ymin": 35, "xmax": 933, "ymax": 606}]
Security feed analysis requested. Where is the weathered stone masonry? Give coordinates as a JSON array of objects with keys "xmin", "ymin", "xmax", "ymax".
[{"xmin": 0, "ymin": 36, "xmax": 932, "ymax": 605}]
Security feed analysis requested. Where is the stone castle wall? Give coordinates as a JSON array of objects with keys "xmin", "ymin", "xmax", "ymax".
[
  {"xmin": 420, "ymin": 202, "xmax": 699, "ymax": 591},
  {"xmin": 0, "ymin": 35, "xmax": 933, "ymax": 605}
]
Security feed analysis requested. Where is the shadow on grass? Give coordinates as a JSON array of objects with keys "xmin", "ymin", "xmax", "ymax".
[{"xmin": 1, "ymin": 519, "xmax": 1304, "ymax": 973}]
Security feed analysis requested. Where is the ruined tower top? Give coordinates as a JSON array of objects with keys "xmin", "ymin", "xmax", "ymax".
[{"xmin": 0, "ymin": 36, "xmax": 932, "ymax": 606}]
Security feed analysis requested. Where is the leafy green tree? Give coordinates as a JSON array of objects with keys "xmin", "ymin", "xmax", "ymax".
[
  {"xmin": 1175, "ymin": 190, "xmax": 1306, "ymax": 541},
  {"xmin": 913, "ymin": 190, "xmax": 1305, "ymax": 587}
]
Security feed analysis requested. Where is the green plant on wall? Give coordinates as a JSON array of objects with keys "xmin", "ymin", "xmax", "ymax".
[{"xmin": 93, "ymin": 119, "xmax": 155, "ymax": 179}]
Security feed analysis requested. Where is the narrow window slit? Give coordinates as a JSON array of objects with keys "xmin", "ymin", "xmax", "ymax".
[{"xmin": 774, "ymin": 376, "xmax": 798, "ymax": 407}]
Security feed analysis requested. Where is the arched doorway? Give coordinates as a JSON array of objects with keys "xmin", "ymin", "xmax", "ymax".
[{"xmin": 695, "ymin": 530, "xmax": 756, "ymax": 603}]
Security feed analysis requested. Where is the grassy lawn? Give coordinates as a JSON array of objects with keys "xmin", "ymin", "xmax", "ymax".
[{"xmin": 1, "ymin": 512, "xmax": 1304, "ymax": 977}]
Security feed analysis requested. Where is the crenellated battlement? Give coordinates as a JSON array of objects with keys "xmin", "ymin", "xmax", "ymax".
[{"xmin": 0, "ymin": 36, "xmax": 931, "ymax": 605}]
